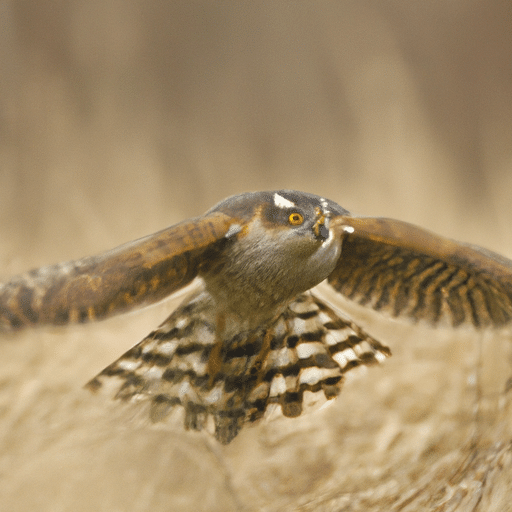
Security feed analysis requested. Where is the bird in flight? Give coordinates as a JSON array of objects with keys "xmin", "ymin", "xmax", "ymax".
[{"xmin": 1, "ymin": 190, "xmax": 512, "ymax": 443}]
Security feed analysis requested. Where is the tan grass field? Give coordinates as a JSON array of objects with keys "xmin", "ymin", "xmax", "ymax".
[{"xmin": 1, "ymin": 3, "xmax": 512, "ymax": 510}]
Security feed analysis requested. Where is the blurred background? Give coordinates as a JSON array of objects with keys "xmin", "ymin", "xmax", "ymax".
[{"xmin": 1, "ymin": 2, "xmax": 512, "ymax": 511}]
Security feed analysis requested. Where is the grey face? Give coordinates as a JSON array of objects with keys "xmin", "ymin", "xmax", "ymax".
[
  {"xmin": 204, "ymin": 190, "xmax": 350, "ymax": 319},
  {"xmin": 209, "ymin": 189, "xmax": 349, "ymax": 226},
  {"xmin": 268, "ymin": 190, "xmax": 349, "ymax": 219}
]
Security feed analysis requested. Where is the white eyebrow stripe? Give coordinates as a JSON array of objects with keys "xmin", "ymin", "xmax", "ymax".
[{"xmin": 274, "ymin": 193, "xmax": 295, "ymax": 208}]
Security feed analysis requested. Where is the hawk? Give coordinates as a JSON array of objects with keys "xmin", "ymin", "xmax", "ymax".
[{"xmin": 1, "ymin": 190, "xmax": 512, "ymax": 443}]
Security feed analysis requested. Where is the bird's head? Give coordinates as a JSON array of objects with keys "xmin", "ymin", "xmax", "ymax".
[{"xmin": 207, "ymin": 190, "xmax": 350, "ymax": 303}]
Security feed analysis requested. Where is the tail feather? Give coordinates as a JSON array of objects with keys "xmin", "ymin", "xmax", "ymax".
[{"xmin": 86, "ymin": 292, "xmax": 391, "ymax": 444}]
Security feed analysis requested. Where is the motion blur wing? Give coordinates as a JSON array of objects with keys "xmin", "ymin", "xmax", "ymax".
[
  {"xmin": 0, "ymin": 211, "xmax": 235, "ymax": 330},
  {"xmin": 328, "ymin": 216, "xmax": 512, "ymax": 328}
]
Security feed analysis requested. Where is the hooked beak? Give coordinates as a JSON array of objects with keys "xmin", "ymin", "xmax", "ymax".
[
  {"xmin": 313, "ymin": 207, "xmax": 355, "ymax": 243},
  {"xmin": 313, "ymin": 207, "xmax": 330, "ymax": 241}
]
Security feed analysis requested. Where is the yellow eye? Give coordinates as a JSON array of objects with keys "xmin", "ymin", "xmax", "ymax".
[{"xmin": 288, "ymin": 212, "xmax": 304, "ymax": 226}]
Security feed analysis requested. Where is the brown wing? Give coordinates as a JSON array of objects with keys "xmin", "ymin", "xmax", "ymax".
[
  {"xmin": 0, "ymin": 211, "xmax": 235, "ymax": 330},
  {"xmin": 328, "ymin": 216, "xmax": 512, "ymax": 328}
]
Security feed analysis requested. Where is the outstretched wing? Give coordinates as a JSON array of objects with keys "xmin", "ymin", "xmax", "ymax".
[
  {"xmin": 0, "ymin": 211, "xmax": 235, "ymax": 330},
  {"xmin": 328, "ymin": 216, "xmax": 512, "ymax": 328}
]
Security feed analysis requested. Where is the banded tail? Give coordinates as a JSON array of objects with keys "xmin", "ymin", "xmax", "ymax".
[{"xmin": 86, "ymin": 292, "xmax": 391, "ymax": 444}]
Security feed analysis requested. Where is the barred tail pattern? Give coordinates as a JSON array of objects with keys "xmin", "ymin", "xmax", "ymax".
[{"xmin": 86, "ymin": 292, "xmax": 391, "ymax": 444}]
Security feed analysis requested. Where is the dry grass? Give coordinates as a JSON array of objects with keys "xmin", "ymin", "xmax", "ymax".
[{"xmin": 1, "ymin": 2, "xmax": 512, "ymax": 510}]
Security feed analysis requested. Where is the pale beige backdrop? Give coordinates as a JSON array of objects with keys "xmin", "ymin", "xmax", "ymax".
[{"xmin": 1, "ymin": 2, "xmax": 512, "ymax": 511}]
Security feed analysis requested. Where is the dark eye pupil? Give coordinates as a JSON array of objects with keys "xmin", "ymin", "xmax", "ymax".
[{"xmin": 289, "ymin": 213, "xmax": 303, "ymax": 225}]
